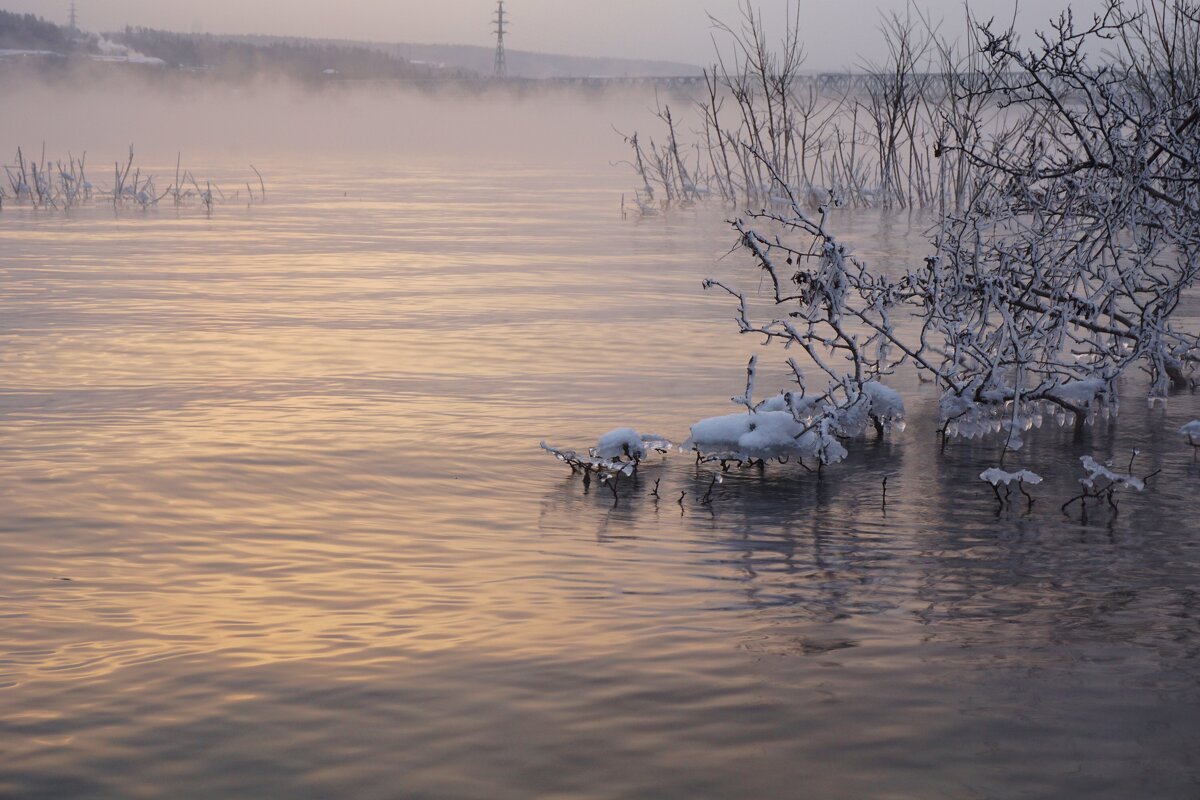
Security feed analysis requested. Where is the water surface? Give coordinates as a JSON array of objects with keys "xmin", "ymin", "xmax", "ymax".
[{"xmin": 2, "ymin": 155, "xmax": 1199, "ymax": 799}]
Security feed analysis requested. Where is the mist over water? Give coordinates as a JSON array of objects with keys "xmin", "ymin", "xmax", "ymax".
[
  {"xmin": 2, "ymin": 76, "xmax": 1200, "ymax": 799},
  {"xmin": 0, "ymin": 76, "xmax": 671, "ymax": 165}
]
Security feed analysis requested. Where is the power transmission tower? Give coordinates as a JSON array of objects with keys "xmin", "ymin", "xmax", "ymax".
[
  {"xmin": 68, "ymin": 2, "xmax": 78, "ymax": 32},
  {"xmin": 493, "ymin": 1, "xmax": 508, "ymax": 78}
]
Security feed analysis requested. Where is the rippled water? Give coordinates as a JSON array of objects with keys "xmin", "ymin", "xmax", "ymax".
[{"xmin": 2, "ymin": 155, "xmax": 1199, "ymax": 799}]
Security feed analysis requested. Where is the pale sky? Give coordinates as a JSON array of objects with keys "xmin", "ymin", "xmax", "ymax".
[{"xmin": 4, "ymin": 0, "xmax": 1105, "ymax": 70}]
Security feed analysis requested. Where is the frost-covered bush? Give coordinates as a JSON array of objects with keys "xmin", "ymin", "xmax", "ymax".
[
  {"xmin": 547, "ymin": 0, "xmax": 1199, "ymax": 500},
  {"xmin": 924, "ymin": 0, "xmax": 1200, "ymax": 414},
  {"xmin": 705, "ymin": 0, "xmax": 1199, "ymax": 459},
  {"xmin": 541, "ymin": 430, "xmax": 672, "ymax": 503},
  {"xmin": 542, "ymin": 430, "xmax": 670, "ymax": 473},
  {"xmin": 1, "ymin": 146, "xmax": 261, "ymax": 211}
]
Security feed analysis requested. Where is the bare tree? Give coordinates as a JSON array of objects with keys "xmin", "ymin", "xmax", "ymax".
[{"xmin": 704, "ymin": 0, "xmax": 1199, "ymax": 464}]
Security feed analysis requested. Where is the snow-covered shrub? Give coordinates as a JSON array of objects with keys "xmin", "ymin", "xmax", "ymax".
[
  {"xmin": 547, "ymin": 0, "xmax": 1198, "ymax": 502},
  {"xmin": 2, "ymin": 146, "xmax": 259, "ymax": 212},
  {"xmin": 541, "ymin": 431, "xmax": 670, "ymax": 474},
  {"xmin": 541, "ymin": 431, "xmax": 672, "ymax": 503},
  {"xmin": 704, "ymin": 0, "xmax": 1199, "ymax": 461}
]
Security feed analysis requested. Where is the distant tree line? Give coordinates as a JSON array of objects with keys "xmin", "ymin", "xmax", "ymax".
[
  {"xmin": 0, "ymin": 10, "xmax": 73, "ymax": 51},
  {"xmin": 110, "ymin": 27, "xmax": 471, "ymax": 81},
  {"xmin": 0, "ymin": 10, "xmax": 475, "ymax": 82}
]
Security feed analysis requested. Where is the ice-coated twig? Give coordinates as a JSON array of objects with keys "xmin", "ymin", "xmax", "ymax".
[
  {"xmin": 2, "ymin": 146, "xmax": 261, "ymax": 213},
  {"xmin": 699, "ymin": 472, "xmax": 724, "ymax": 505},
  {"xmin": 732, "ymin": 355, "xmax": 758, "ymax": 412}
]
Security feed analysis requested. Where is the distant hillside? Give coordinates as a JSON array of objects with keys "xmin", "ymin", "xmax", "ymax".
[
  {"xmin": 215, "ymin": 35, "xmax": 702, "ymax": 80},
  {"xmin": 0, "ymin": 10, "xmax": 701, "ymax": 82}
]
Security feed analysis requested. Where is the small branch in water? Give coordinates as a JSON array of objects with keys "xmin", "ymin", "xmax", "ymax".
[
  {"xmin": 990, "ymin": 483, "xmax": 1009, "ymax": 514},
  {"xmin": 602, "ymin": 472, "xmax": 620, "ymax": 504},
  {"xmin": 1017, "ymin": 479, "xmax": 1035, "ymax": 513},
  {"xmin": 250, "ymin": 164, "xmax": 266, "ymax": 202}
]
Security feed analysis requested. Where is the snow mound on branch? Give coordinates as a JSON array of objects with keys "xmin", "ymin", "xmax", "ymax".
[
  {"xmin": 738, "ymin": 413, "xmax": 817, "ymax": 457},
  {"xmin": 685, "ymin": 412, "xmax": 798, "ymax": 455},
  {"xmin": 829, "ymin": 381, "xmax": 907, "ymax": 437},
  {"xmin": 757, "ymin": 381, "xmax": 905, "ymax": 433},
  {"xmin": 682, "ymin": 382, "xmax": 903, "ymax": 464},
  {"xmin": 594, "ymin": 428, "xmax": 671, "ymax": 459},
  {"xmin": 1050, "ymin": 379, "xmax": 1109, "ymax": 407},
  {"xmin": 757, "ymin": 392, "xmax": 822, "ymax": 418},
  {"xmin": 979, "ymin": 468, "xmax": 1043, "ymax": 486},
  {"xmin": 682, "ymin": 411, "xmax": 846, "ymax": 464},
  {"xmin": 1179, "ymin": 420, "xmax": 1200, "ymax": 441},
  {"xmin": 595, "ymin": 428, "xmax": 644, "ymax": 459},
  {"xmin": 862, "ymin": 381, "xmax": 905, "ymax": 421}
]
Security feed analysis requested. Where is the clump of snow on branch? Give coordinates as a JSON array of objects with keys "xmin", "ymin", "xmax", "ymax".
[
  {"xmin": 1180, "ymin": 420, "xmax": 1200, "ymax": 446},
  {"xmin": 594, "ymin": 428, "xmax": 671, "ymax": 460},
  {"xmin": 979, "ymin": 468, "xmax": 1043, "ymax": 486},
  {"xmin": 682, "ymin": 410, "xmax": 847, "ymax": 465}
]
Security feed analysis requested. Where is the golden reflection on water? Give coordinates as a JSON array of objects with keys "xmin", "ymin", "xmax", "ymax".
[{"xmin": 0, "ymin": 163, "xmax": 755, "ymax": 689}]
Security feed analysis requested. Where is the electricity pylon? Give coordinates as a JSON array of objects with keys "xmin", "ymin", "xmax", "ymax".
[{"xmin": 493, "ymin": 1, "xmax": 508, "ymax": 78}]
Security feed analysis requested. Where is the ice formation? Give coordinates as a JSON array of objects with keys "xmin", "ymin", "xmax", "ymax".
[
  {"xmin": 1078, "ymin": 456, "xmax": 1145, "ymax": 492},
  {"xmin": 979, "ymin": 468, "xmax": 1043, "ymax": 486}
]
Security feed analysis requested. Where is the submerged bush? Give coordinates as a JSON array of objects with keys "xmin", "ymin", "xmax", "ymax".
[{"xmin": 554, "ymin": 0, "xmax": 1200, "ymax": 505}]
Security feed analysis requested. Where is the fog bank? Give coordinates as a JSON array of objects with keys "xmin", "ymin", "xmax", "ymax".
[{"xmin": 0, "ymin": 74, "xmax": 675, "ymax": 171}]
